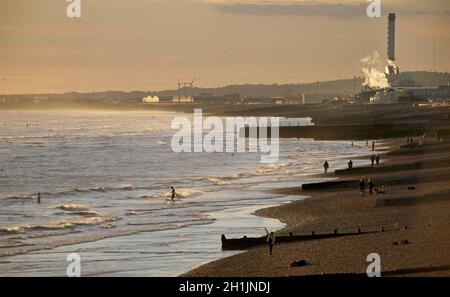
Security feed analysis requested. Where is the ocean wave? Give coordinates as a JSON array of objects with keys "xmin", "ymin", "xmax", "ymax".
[
  {"xmin": 142, "ymin": 188, "xmax": 205, "ymax": 200},
  {"xmin": 3, "ymin": 185, "xmax": 151, "ymax": 202},
  {"xmin": 217, "ymin": 163, "xmax": 290, "ymax": 182},
  {"xmin": 256, "ymin": 163, "xmax": 289, "ymax": 174},
  {"xmin": 204, "ymin": 177, "xmax": 227, "ymax": 185},
  {"xmin": 55, "ymin": 203, "xmax": 89, "ymax": 211},
  {"xmin": 164, "ymin": 188, "xmax": 204, "ymax": 199},
  {"xmin": 0, "ymin": 216, "xmax": 119, "ymax": 235},
  {"xmin": 68, "ymin": 211, "xmax": 100, "ymax": 217},
  {"xmin": 3, "ymin": 195, "xmax": 36, "ymax": 201},
  {"xmin": 118, "ymin": 184, "xmax": 134, "ymax": 191}
]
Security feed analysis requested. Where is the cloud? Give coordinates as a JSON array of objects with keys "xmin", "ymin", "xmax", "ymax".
[{"xmin": 195, "ymin": 0, "xmax": 450, "ymax": 18}]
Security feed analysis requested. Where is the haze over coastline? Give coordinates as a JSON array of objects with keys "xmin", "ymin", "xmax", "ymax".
[{"xmin": 1, "ymin": 0, "xmax": 449, "ymax": 94}]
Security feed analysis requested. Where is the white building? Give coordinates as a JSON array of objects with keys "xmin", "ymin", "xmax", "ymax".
[{"xmin": 142, "ymin": 96, "xmax": 160, "ymax": 103}]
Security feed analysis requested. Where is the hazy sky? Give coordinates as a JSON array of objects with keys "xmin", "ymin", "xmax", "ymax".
[{"xmin": 0, "ymin": 0, "xmax": 449, "ymax": 94}]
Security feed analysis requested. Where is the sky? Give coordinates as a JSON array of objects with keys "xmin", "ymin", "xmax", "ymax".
[{"xmin": 0, "ymin": 0, "xmax": 449, "ymax": 94}]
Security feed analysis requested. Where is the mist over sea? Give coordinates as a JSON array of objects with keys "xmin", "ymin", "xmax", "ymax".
[{"xmin": 0, "ymin": 110, "xmax": 371, "ymax": 276}]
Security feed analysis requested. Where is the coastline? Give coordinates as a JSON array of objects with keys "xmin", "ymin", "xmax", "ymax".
[{"xmin": 182, "ymin": 138, "xmax": 450, "ymax": 277}]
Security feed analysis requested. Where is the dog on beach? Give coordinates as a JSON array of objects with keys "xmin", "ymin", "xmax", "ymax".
[{"xmin": 374, "ymin": 186, "xmax": 386, "ymax": 195}]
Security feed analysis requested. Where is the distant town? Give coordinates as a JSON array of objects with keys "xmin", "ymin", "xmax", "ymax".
[{"xmin": 1, "ymin": 71, "xmax": 449, "ymax": 110}]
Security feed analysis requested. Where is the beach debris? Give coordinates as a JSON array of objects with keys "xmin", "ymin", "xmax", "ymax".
[
  {"xmin": 289, "ymin": 259, "xmax": 307, "ymax": 268},
  {"xmin": 393, "ymin": 239, "xmax": 410, "ymax": 245}
]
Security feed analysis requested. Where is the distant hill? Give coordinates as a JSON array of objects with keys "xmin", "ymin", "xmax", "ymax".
[{"xmin": 1, "ymin": 71, "xmax": 448, "ymax": 105}]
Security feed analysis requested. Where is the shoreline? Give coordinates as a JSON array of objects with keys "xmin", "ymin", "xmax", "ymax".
[{"xmin": 182, "ymin": 138, "xmax": 450, "ymax": 277}]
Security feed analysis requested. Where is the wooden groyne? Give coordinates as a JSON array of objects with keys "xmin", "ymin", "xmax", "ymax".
[
  {"xmin": 301, "ymin": 180, "xmax": 358, "ymax": 190},
  {"xmin": 335, "ymin": 156, "xmax": 450, "ymax": 176},
  {"xmin": 243, "ymin": 123, "xmax": 429, "ymax": 141},
  {"xmin": 221, "ymin": 228, "xmax": 387, "ymax": 251}
]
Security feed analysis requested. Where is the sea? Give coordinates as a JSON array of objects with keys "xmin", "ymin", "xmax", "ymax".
[{"xmin": 0, "ymin": 109, "xmax": 371, "ymax": 276}]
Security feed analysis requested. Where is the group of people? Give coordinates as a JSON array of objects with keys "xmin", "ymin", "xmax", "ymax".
[
  {"xmin": 406, "ymin": 138, "xmax": 415, "ymax": 144},
  {"xmin": 370, "ymin": 155, "xmax": 381, "ymax": 167},
  {"xmin": 359, "ymin": 178, "xmax": 385, "ymax": 197},
  {"xmin": 359, "ymin": 178, "xmax": 374, "ymax": 196},
  {"xmin": 366, "ymin": 140, "xmax": 375, "ymax": 151}
]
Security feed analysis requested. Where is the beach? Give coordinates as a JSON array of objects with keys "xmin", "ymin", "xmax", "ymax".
[{"xmin": 183, "ymin": 138, "xmax": 450, "ymax": 277}]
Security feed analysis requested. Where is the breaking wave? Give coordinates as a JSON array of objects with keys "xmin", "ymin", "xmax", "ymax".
[
  {"xmin": 0, "ymin": 216, "xmax": 119, "ymax": 235},
  {"xmin": 55, "ymin": 203, "xmax": 89, "ymax": 211}
]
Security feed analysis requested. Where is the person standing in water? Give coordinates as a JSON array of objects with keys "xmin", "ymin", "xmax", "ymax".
[
  {"xmin": 37, "ymin": 193, "xmax": 41, "ymax": 204},
  {"xmin": 265, "ymin": 228, "xmax": 276, "ymax": 256},
  {"xmin": 323, "ymin": 161, "xmax": 329, "ymax": 174},
  {"xmin": 170, "ymin": 186, "xmax": 176, "ymax": 201}
]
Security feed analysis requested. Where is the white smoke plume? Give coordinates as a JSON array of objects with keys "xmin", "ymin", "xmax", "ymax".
[{"xmin": 360, "ymin": 51, "xmax": 390, "ymax": 89}]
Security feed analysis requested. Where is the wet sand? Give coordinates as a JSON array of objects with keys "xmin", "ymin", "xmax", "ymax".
[{"xmin": 183, "ymin": 138, "xmax": 450, "ymax": 276}]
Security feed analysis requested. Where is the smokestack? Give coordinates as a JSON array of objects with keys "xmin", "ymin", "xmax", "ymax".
[
  {"xmin": 386, "ymin": 13, "xmax": 399, "ymax": 76},
  {"xmin": 387, "ymin": 13, "xmax": 396, "ymax": 62}
]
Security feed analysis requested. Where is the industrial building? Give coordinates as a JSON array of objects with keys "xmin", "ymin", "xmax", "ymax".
[{"xmin": 359, "ymin": 13, "xmax": 450, "ymax": 104}]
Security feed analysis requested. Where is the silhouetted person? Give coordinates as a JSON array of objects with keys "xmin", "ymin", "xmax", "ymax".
[
  {"xmin": 371, "ymin": 155, "xmax": 375, "ymax": 167},
  {"xmin": 359, "ymin": 179, "xmax": 366, "ymax": 197},
  {"xmin": 265, "ymin": 228, "xmax": 276, "ymax": 256},
  {"xmin": 37, "ymin": 193, "xmax": 41, "ymax": 204},
  {"xmin": 375, "ymin": 155, "xmax": 380, "ymax": 166},
  {"xmin": 348, "ymin": 160, "xmax": 353, "ymax": 169},
  {"xmin": 170, "ymin": 186, "xmax": 176, "ymax": 201},
  {"xmin": 372, "ymin": 141, "xmax": 375, "ymax": 151},
  {"xmin": 323, "ymin": 161, "xmax": 329, "ymax": 174},
  {"xmin": 368, "ymin": 179, "xmax": 375, "ymax": 196}
]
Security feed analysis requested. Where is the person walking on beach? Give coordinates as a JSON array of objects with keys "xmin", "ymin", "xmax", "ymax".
[
  {"xmin": 170, "ymin": 186, "xmax": 176, "ymax": 201},
  {"xmin": 348, "ymin": 160, "xmax": 353, "ymax": 169},
  {"xmin": 368, "ymin": 178, "xmax": 375, "ymax": 196},
  {"xmin": 359, "ymin": 179, "xmax": 366, "ymax": 197},
  {"xmin": 37, "ymin": 192, "xmax": 41, "ymax": 204},
  {"xmin": 265, "ymin": 228, "xmax": 276, "ymax": 256},
  {"xmin": 323, "ymin": 161, "xmax": 329, "ymax": 174},
  {"xmin": 375, "ymin": 155, "xmax": 380, "ymax": 166},
  {"xmin": 371, "ymin": 155, "xmax": 375, "ymax": 167}
]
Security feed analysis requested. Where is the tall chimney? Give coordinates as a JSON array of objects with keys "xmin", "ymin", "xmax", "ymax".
[{"xmin": 387, "ymin": 13, "xmax": 396, "ymax": 62}]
